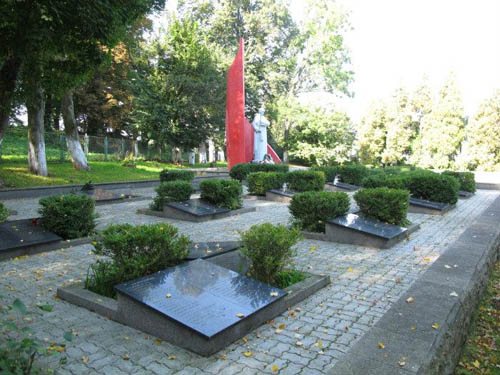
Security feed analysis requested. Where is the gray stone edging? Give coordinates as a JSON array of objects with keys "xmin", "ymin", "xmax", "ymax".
[
  {"xmin": 329, "ymin": 195, "xmax": 500, "ymax": 375},
  {"xmin": 0, "ymin": 236, "xmax": 93, "ymax": 262}
]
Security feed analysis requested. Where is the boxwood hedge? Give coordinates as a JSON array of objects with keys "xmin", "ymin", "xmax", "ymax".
[
  {"xmin": 159, "ymin": 169, "xmax": 195, "ymax": 183},
  {"xmin": 229, "ymin": 163, "xmax": 289, "ymax": 181},
  {"xmin": 200, "ymin": 179, "xmax": 243, "ymax": 209},
  {"xmin": 337, "ymin": 165, "xmax": 369, "ymax": 186},
  {"xmin": 247, "ymin": 172, "xmax": 287, "ymax": 196},
  {"xmin": 151, "ymin": 180, "xmax": 194, "ymax": 211},
  {"xmin": 407, "ymin": 171, "xmax": 460, "ymax": 204},
  {"xmin": 354, "ymin": 187, "xmax": 409, "ymax": 226},
  {"xmin": 285, "ymin": 170, "xmax": 325, "ymax": 192},
  {"xmin": 311, "ymin": 166, "xmax": 337, "ymax": 183},
  {"xmin": 0, "ymin": 202, "xmax": 8, "ymax": 224},
  {"xmin": 442, "ymin": 171, "xmax": 476, "ymax": 193}
]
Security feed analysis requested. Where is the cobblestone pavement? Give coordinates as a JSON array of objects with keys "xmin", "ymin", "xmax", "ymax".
[{"xmin": 1, "ymin": 190, "xmax": 498, "ymax": 374}]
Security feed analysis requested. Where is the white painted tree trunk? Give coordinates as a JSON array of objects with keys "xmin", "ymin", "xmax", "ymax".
[
  {"xmin": 199, "ymin": 141, "xmax": 207, "ymax": 163},
  {"xmin": 217, "ymin": 149, "xmax": 225, "ymax": 162},
  {"xmin": 61, "ymin": 90, "xmax": 89, "ymax": 170},
  {"xmin": 27, "ymin": 81, "xmax": 48, "ymax": 176},
  {"xmin": 172, "ymin": 147, "xmax": 182, "ymax": 164},
  {"xmin": 83, "ymin": 134, "xmax": 89, "ymax": 155},
  {"xmin": 133, "ymin": 139, "xmax": 139, "ymax": 157},
  {"xmin": 208, "ymin": 139, "xmax": 216, "ymax": 162}
]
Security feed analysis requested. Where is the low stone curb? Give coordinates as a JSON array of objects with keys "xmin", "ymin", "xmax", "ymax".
[
  {"xmin": 0, "ymin": 236, "xmax": 93, "ymax": 262},
  {"xmin": 329, "ymin": 195, "xmax": 500, "ymax": 375}
]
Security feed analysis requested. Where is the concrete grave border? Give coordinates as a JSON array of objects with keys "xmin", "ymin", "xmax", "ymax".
[
  {"xmin": 329, "ymin": 195, "xmax": 500, "ymax": 375},
  {"xmin": 265, "ymin": 189, "xmax": 295, "ymax": 203}
]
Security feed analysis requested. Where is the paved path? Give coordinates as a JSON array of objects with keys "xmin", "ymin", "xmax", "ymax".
[{"xmin": 1, "ymin": 190, "xmax": 498, "ymax": 374}]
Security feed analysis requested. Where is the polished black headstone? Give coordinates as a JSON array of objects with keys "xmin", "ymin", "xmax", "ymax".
[
  {"xmin": 333, "ymin": 181, "xmax": 359, "ymax": 191},
  {"xmin": 114, "ymin": 259, "xmax": 287, "ymax": 339},
  {"xmin": 409, "ymin": 197, "xmax": 451, "ymax": 210},
  {"xmin": 79, "ymin": 188, "xmax": 134, "ymax": 203},
  {"xmin": 167, "ymin": 199, "xmax": 230, "ymax": 216},
  {"xmin": 187, "ymin": 241, "xmax": 241, "ymax": 260},
  {"xmin": 267, "ymin": 189, "xmax": 295, "ymax": 197},
  {"xmin": 0, "ymin": 219, "xmax": 62, "ymax": 253},
  {"xmin": 329, "ymin": 213, "xmax": 407, "ymax": 240},
  {"xmin": 459, "ymin": 190, "xmax": 474, "ymax": 198}
]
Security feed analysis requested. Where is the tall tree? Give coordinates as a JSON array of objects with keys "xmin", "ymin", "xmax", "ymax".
[{"xmin": 356, "ymin": 100, "xmax": 389, "ymax": 165}]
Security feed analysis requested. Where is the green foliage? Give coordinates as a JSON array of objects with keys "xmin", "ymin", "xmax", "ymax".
[
  {"xmin": 274, "ymin": 269, "xmax": 307, "ymax": 289},
  {"xmin": 361, "ymin": 174, "xmax": 408, "ymax": 190},
  {"xmin": 81, "ymin": 180, "xmax": 94, "ymax": 191},
  {"xmin": 159, "ymin": 169, "xmax": 195, "ymax": 183},
  {"xmin": 285, "ymin": 170, "xmax": 325, "ymax": 192},
  {"xmin": 0, "ymin": 203, "xmax": 8, "ymax": 224},
  {"xmin": 229, "ymin": 163, "xmax": 289, "ymax": 182},
  {"xmin": 151, "ymin": 180, "xmax": 194, "ymax": 211},
  {"xmin": 240, "ymin": 223, "xmax": 302, "ymax": 286},
  {"xmin": 289, "ymin": 191, "xmax": 350, "ymax": 232},
  {"xmin": 406, "ymin": 171, "xmax": 460, "ymax": 204},
  {"xmin": 356, "ymin": 100, "xmax": 389, "ymax": 165},
  {"xmin": 337, "ymin": 165, "xmax": 369, "ymax": 186},
  {"xmin": 86, "ymin": 223, "xmax": 190, "ymax": 297},
  {"xmin": 442, "ymin": 171, "xmax": 476, "ymax": 193},
  {"xmin": 311, "ymin": 166, "xmax": 338, "ymax": 182},
  {"xmin": 0, "ymin": 296, "xmax": 71, "ymax": 375},
  {"xmin": 247, "ymin": 172, "xmax": 286, "ymax": 196},
  {"xmin": 354, "ymin": 188, "xmax": 409, "ymax": 226},
  {"xmin": 38, "ymin": 194, "xmax": 96, "ymax": 239},
  {"xmin": 200, "ymin": 179, "xmax": 243, "ymax": 209}
]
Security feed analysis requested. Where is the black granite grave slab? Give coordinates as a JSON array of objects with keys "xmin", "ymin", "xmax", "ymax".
[
  {"xmin": 187, "ymin": 241, "xmax": 241, "ymax": 260},
  {"xmin": 265, "ymin": 189, "xmax": 296, "ymax": 203},
  {"xmin": 459, "ymin": 190, "xmax": 474, "ymax": 199},
  {"xmin": 409, "ymin": 197, "xmax": 455, "ymax": 214},
  {"xmin": 78, "ymin": 188, "xmax": 142, "ymax": 205},
  {"xmin": 115, "ymin": 259, "xmax": 287, "ymax": 354},
  {"xmin": 325, "ymin": 213, "xmax": 419, "ymax": 249},
  {"xmin": 167, "ymin": 199, "xmax": 230, "ymax": 217},
  {"xmin": 0, "ymin": 219, "xmax": 62, "ymax": 253},
  {"xmin": 330, "ymin": 181, "xmax": 360, "ymax": 191}
]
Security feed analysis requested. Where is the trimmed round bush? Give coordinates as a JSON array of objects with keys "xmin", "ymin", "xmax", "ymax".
[
  {"xmin": 337, "ymin": 165, "xmax": 369, "ymax": 186},
  {"xmin": 354, "ymin": 187, "xmax": 410, "ymax": 226},
  {"xmin": 406, "ymin": 171, "xmax": 460, "ymax": 204},
  {"xmin": 151, "ymin": 180, "xmax": 194, "ymax": 211},
  {"xmin": 285, "ymin": 170, "xmax": 325, "ymax": 192},
  {"xmin": 159, "ymin": 169, "xmax": 195, "ymax": 183},
  {"xmin": 247, "ymin": 172, "xmax": 287, "ymax": 196},
  {"xmin": 229, "ymin": 163, "xmax": 289, "ymax": 181},
  {"xmin": 86, "ymin": 223, "xmax": 190, "ymax": 297},
  {"xmin": 442, "ymin": 171, "xmax": 476, "ymax": 193},
  {"xmin": 0, "ymin": 202, "xmax": 8, "ymax": 224},
  {"xmin": 200, "ymin": 178, "xmax": 243, "ymax": 209},
  {"xmin": 311, "ymin": 166, "xmax": 337, "ymax": 182},
  {"xmin": 240, "ymin": 223, "xmax": 302, "ymax": 286},
  {"xmin": 361, "ymin": 174, "xmax": 409, "ymax": 190},
  {"xmin": 38, "ymin": 194, "xmax": 96, "ymax": 239},
  {"xmin": 289, "ymin": 191, "xmax": 350, "ymax": 232}
]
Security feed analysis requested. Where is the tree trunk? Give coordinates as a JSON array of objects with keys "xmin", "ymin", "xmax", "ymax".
[
  {"xmin": 208, "ymin": 139, "xmax": 216, "ymax": 162},
  {"xmin": 27, "ymin": 79, "xmax": 48, "ymax": 176},
  {"xmin": 199, "ymin": 141, "xmax": 207, "ymax": 163},
  {"xmin": 61, "ymin": 90, "xmax": 89, "ymax": 170},
  {"xmin": 133, "ymin": 139, "xmax": 139, "ymax": 157},
  {"xmin": 0, "ymin": 56, "xmax": 22, "ymax": 143},
  {"xmin": 283, "ymin": 121, "xmax": 290, "ymax": 163},
  {"xmin": 172, "ymin": 147, "xmax": 182, "ymax": 164},
  {"xmin": 188, "ymin": 151, "xmax": 196, "ymax": 165}
]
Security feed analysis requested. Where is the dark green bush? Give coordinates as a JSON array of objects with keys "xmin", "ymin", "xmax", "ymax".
[
  {"xmin": 361, "ymin": 174, "xmax": 409, "ymax": 190},
  {"xmin": 337, "ymin": 165, "xmax": 369, "ymax": 185},
  {"xmin": 0, "ymin": 203, "xmax": 8, "ymax": 224},
  {"xmin": 200, "ymin": 179, "xmax": 243, "ymax": 209},
  {"xmin": 150, "ymin": 181, "xmax": 194, "ymax": 211},
  {"xmin": 442, "ymin": 171, "xmax": 476, "ymax": 193},
  {"xmin": 274, "ymin": 269, "xmax": 307, "ymax": 289},
  {"xmin": 39, "ymin": 194, "xmax": 96, "ymax": 239},
  {"xmin": 159, "ymin": 169, "xmax": 195, "ymax": 183},
  {"xmin": 354, "ymin": 188, "xmax": 409, "ymax": 225},
  {"xmin": 247, "ymin": 172, "xmax": 287, "ymax": 196},
  {"xmin": 229, "ymin": 163, "xmax": 289, "ymax": 181},
  {"xmin": 86, "ymin": 223, "xmax": 190, "ymax": 297},
  {"xmin": 406, "ymin": 171, "xmax": 460, "ymax": 204},
  {"xmin": 285, "ymin": 170, "xmax": 325, "ymax": 192},
  {"xmin": 240, "ymin": 223, "xmax": 302, "ymax": 286},
  {"xmin": 289, "ymin": 191, "xmax": 350, "ymax": 232},
  {"xmin": 311, "ymin": 166, "xmax": 337, "ymax": 182}
]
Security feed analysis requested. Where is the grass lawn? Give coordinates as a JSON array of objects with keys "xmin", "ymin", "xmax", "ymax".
[
  {"xmin": 455, "ymin": 261, "xmax": 499, "ymax": 375},
  {"xmin": 0, "ymin": 158, "xmax": 227, "ymax": 188}
]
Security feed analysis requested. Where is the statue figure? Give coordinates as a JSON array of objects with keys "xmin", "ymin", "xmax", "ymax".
[{"xmin": 251, "ymin": 107, "xmax": 270, "ymax": 162}]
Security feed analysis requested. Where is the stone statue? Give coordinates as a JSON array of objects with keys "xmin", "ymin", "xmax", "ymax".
[{"xmin": 251, "ymin": 107, "xmax": 270, "ymax": 162}]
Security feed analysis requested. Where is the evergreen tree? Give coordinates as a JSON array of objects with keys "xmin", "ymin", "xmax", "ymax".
[{"xmin": 356, "ymin": 100, "xmax": 388, "ymax": 165}]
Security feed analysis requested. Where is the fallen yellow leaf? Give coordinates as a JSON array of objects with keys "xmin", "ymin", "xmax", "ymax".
[
  {"xmin": 378, "ymin": 342, "xmax": 385, "ymax": 349},
  {"xmin": 271, "ymin": 365, "xmax": 279, "ymax": 372},
  {"xmin": 236, "ymin": 313, "xmax": 245, "ymax": 318},
  {"xmin": 279, "ymin": 323, "xmax": 286, "ymax": 329},
  {"xmin": 82, "ymin": 356, "xmax": 89, "ymax": 363},
  {"xmin": 347, "ymin": 267, "xmax": 353, "ymax": 272},
  {"xmin": 221, "ymin": 355, "xmax": 227, "ymax": 361},
  {"xmin": 243, "ymin": 351, "xmax": 252, "ymax": 357},
  {"xmin": 406, "ymin": 297, "xmax": 415, "ymax": 304},
  {"xmin": 123, "ymin": 354, "xmax": 130, "ymax": 360},
  {"xmin": 432, "ymin": 323, "xmax": 439, "ymax": 330}
]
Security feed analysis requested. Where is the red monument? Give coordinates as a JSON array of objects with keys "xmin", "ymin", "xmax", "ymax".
[{"xmin": 225, "ymin": 39, "xmax": 281, "ymax": 169}]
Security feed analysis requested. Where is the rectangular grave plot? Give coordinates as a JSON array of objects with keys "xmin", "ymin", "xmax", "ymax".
[
  {"xmin": 459, "ymin": 190, "xmax": 474, "ymax": 199},
  {"xmin": 115, "ymin": 259, "xmax": 286, "ymax": 339},
  {"xmin": 409, "ymin": 197, "xmax": 454, "ymax": 214},
  {"xmin": 79, "ymin": 188, "xmax": 137, "ymax": 203},
  {"xmin": 333, "ymin": 181, "xmax": 360, "ymax": 191},
  {"xmin": 267, "ymin": 189, "xmax": 295, "ymax": 198},
  {"xmin": 329, "ymin": 214, "xmax": 407, "ymax": 240},
  {"xmin": 167, "ymin": 199, "xmax": 230, "ymax": 217},
  {"xmin": 0, "ymin": 219, "xmax": 62, "ymax": 253},
  {"xmin": 187, "ymin": 241, "xmax": 241, "ymax": 260}
]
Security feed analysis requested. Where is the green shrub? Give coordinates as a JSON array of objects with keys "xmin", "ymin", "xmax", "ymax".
[
  {"xmin": 39, "ymin": 194, "xmax": 96, "ymax": 239},
  {"xmin": 354, "ymin": 188, "xmax": 410, "ymax": 225},
  {"xmin": 289, "ymin": 191, "xmax": 350, "ymax": 232},
  {"xmin": 247, "ymin": 172, "xmax": 287, "ymax": 196},
  {"xmin": 0, "ymin": 203, "xmax": 8, "ymax": 224},
  {"xmin": 274, "ymin": 269, "xmax": 307, "ymax": 289},
  {"xmin": 240, "ymin": 223, "xmax": 302, "ymax": 286},
  {"xmin": 406, "ymin": 171, "xmax": 460, "ymax": 204},
  {"xmin": 337, "ymin": 165, "xmax": 369, "ymax": 185},
  {"xmin": 285, "ymin": 170, "xmax": 325, "ymax": 192},
  {"xmin": 200, "ymin": 179, "xmax": 243, "ymax": 209},
  {"xmin": 311, "ymin": 166, "xmax": 337, "ymax": 182},
  {"xmin": 159, "ymin": 169, "xmax": 195, "ymax": 183},
  {"xmin": 86, "ymin": 223, "xmax": 190, "ymax": 298},
  {"xmin": 442, "ymin": 171, "xmax": 476, "ymax": 193},
  {"xmin": 150, "ymin": 180, "xmax": 194, "ymax": 211},
  {"xmin": 229, "ymin": 163, "xmax": 289, "ymax": 181},
  {"xmin": 361, "ymin": 174, "xmax": 408, "ymax": 190}
]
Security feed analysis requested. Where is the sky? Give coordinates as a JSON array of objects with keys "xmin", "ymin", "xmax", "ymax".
[{"xmin": 322, "ymin": 0, "xmax": 500, "ymax": 121}]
